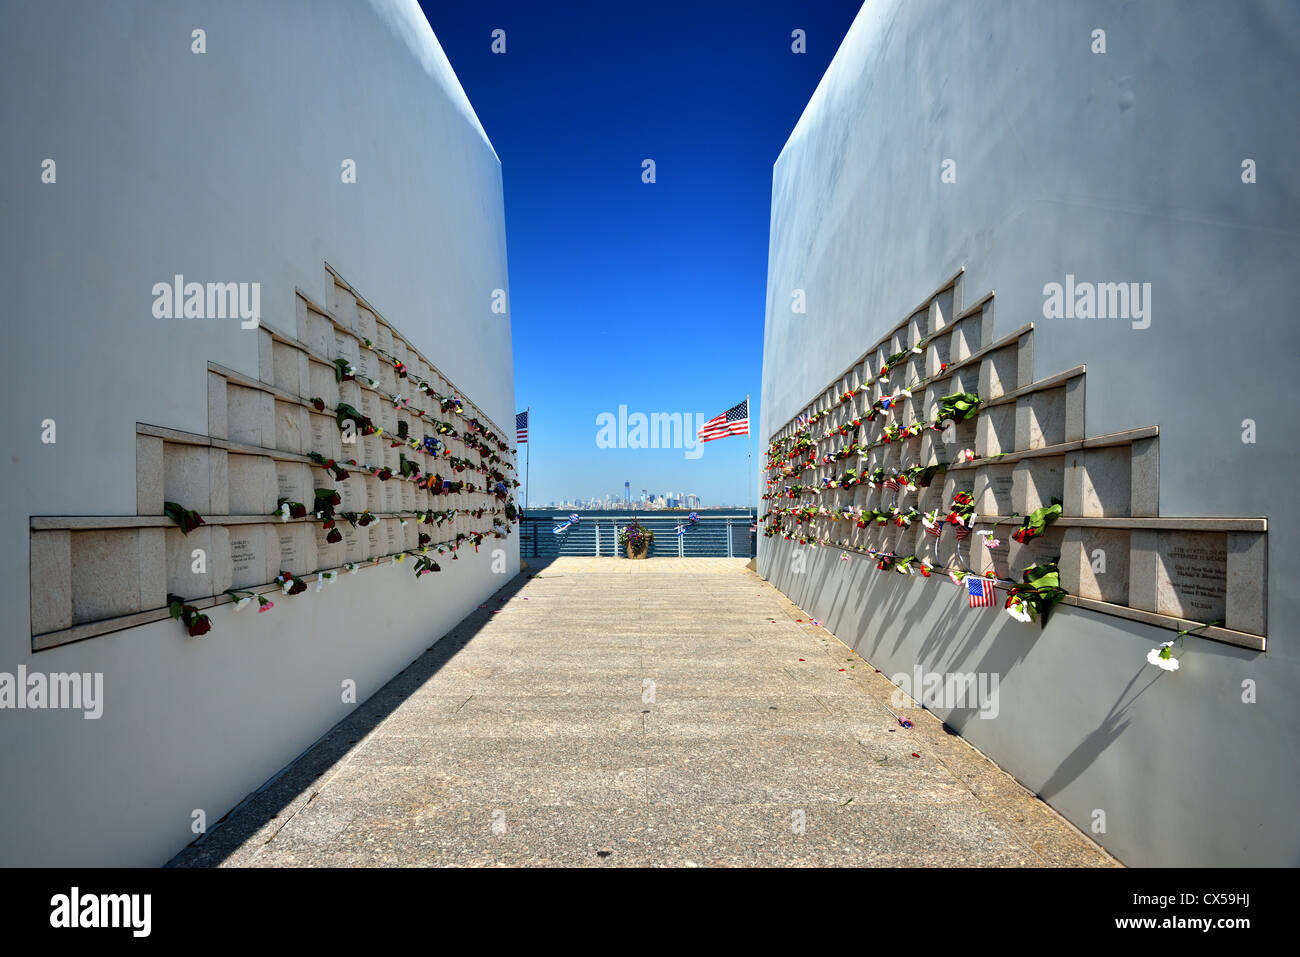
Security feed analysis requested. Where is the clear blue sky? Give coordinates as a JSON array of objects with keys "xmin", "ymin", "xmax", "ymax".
[{"xmin": 419, "ymin": 0, "xmax": 862, "ymax": 506}]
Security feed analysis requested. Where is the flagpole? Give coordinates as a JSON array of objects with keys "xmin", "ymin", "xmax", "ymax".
[
  {"xmin": 746, "ymin": 394, "xmax": 752, "ymax": 521},
  {"xmin": 525, "ymin": 406, "xmax": 530, "ymax": 511}
]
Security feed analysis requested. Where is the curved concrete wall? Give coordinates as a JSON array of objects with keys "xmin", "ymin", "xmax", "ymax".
[
  {"xmin": 0, "ymin": 0, "xmax": 516, "ymax": 865},
  {"xmin": 759, "ymin": 0, "xmax": 1299, "ymax": 865}
]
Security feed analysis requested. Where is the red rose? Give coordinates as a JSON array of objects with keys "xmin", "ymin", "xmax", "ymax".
[{"xmin": 187, "ymin": 614, "xmax": 212, "ymax": 637}]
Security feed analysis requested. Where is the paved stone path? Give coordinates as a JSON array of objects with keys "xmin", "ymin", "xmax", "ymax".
[{"xmin": 172, "ymin": 558, "xmax": 1115, "ymax": 867}]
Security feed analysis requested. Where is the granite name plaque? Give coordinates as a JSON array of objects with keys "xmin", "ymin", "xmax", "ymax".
[{"xmin": 1158, "ymin": 532, "xmax": 1228, "ymax": 621}]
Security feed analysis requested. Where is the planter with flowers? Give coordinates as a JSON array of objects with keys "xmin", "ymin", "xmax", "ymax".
[{"xmin": 619, "ymin": 519, "xmax": 654, "ymax": 559}]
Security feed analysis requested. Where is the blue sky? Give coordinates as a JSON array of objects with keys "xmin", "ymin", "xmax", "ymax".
[{"xmin": 420, "ymin": 0, "xmax": 863, "ymax": 506}]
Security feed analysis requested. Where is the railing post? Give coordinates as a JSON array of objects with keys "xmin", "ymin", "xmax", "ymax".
[
  {"xmin": 727, "ymin": 521, "xmax": 733, "ymax": 558},
  {"xmin": 594, "ymin": 522, "xmax": 600, "ymax": 557}
]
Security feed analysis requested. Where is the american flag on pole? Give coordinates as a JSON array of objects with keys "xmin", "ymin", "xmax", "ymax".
[
  {"xmin": 953, "ymin": 522, "xmax": 971, "ymax": 541},
  {"xmin": 515, "ymin": 410, "xmax": 529, "ymax": 444},
  {"xmin": 967, "ymin": 576, "xmax": 996, "ymax": 608},
  {"xmin": 698, "ymin": 398, "xmax": 749, "ymax": 443}
]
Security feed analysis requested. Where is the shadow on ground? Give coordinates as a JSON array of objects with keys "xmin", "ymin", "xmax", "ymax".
[{"xmin": 167, "ymin": 567, "xmax": 536, "ymax": 867}]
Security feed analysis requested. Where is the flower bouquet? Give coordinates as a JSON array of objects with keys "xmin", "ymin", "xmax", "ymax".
[
  {"xmin": 618, "ymin": 519, "xmax": 654, "ymax": 559},
  {"xmin": 1004, "ymin": 563, "xmax": 1067, "ymax": 625},
  {"xmin": 1011, "ymin": 500, "xmax": 1062, "ymax": 544}
]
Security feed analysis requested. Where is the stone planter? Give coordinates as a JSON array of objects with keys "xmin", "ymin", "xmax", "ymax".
[{"xmin": 627, "ymin": 542, "xmax": 649, "ymax": 560}]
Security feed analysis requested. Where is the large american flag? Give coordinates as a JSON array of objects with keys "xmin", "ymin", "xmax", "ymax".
[
  {"xmin": 698, "ymin": 398, "xmax": 749, "ymax": 443},
  {"xmin": 515, "ymin": 410, "xmax": 529, "ymax": 444},
  {"xmin": 967, "ymin": 576, "xmax": 996, "ymax": 608}
]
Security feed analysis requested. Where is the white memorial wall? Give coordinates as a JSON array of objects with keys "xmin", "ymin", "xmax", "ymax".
[
  {"xmin": 0, "ymin": 0, "xmax": 519, "ymax": 865},
  {"xmin": 758, "ymin": 0, "xmax": 1297, "ymax": 866}
]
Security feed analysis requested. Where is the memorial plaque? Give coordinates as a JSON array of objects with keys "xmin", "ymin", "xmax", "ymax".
[
  {"xmin": 1008, "ymin": 526, "xmax": 1063, "ymax": 578},
  {"xmin": 72, "ymin": 529, "xmax": 145, "ymax": 624},
  {"xmin": 304, "ymin": 310, "xmax": 333, "ymax": 358},
  {"xmin": 1016, "ymin": 387, "xmax": 1066, "ymax": 450},
  {"xmin": 333, "ymin": 284, "xmax": 358, "ymax": 329},
  {"xmin": 164, "ymin": 525, "xmax": 230, "ymax": 600},
  {"xmin": 339, "ymin": 474, "xmax": 365, "ymax": 511},
  {"xmin": 333, "ymin": 330, "xmax": 358, "ymax": 368},
  {"xmin": 276, "ymin": 462, "xmax": 311, "ymax": 506},
  {"xmin": 354, "ymin": 344, "xmax": 377, "ymax": 384},
  {"xmin": 275, "ymin": 400, "xmax": 305, "ymax": 454},
  {"xmin": 976, "ymin": 405, "xmax": 1014, "ymax": 457},
  {"xmin": 162, "ymin": 443, "xmax": 214, "ymax": 513},
  {"xmin": 315, "ymin": 523, "xmax": 342, "ymax": 569},
  {"xmin": 228, "ymin": 454, "xmax": 275, "ymax": 516},
  {"xmin": 979, "ymin": 344, "xmax": 1017, "ymax": 399},
  {"xmin": 361, "ymin": 390, "xmax": 382, "ymax": 426},
  {"xmin": 308, "ymin": 412, "xmax": 340, "ymax": 461},
  {"xmin": 1013, "ymin": 456, "xmax": 1065, "ymax": 516},
  {"xmin": 355, "ymin": 306, "xmax": 377, "ymax": 342},
  {"xmin": 384, "ymin": 520, "xmax": 400, "ymax": 555},
  {"xmin": 976, "ymin": 464, "xmax": 1014, "ymax": 516},
  {"xmin": 927, "ymin": 336, "xmax": 950, "ymax": 377},
  {"xmin": 342, "ymin": 523, "xmax": 364, "ymax": 563},
  {"xmin": 1066, "ymin": 446, "xmax": 1132, "ymax": 518},
  {"xmin": 272, "ymin": 341, "xmax": 305, "ymax": 394},
  {"xmin": 1064, "ymin": 527, "xmax": 1130, "ymax": 605},
  {"xmin": 227, "ymin": 384, "xmax": 275, "ymax": 448},
  {"xmin": 277, "ymin": 528, "xmax": 300, "ymax": 570},
  {"xmin": 229, "ymin": 526, "xmax": 267, "ymax": 589},
  {"xmin": 1157, "ymin": 531, "xmax": 1228, "ymax": 621},
  {"xmin": 357, "ymin": 433, "xmax": 380, "ymax": 470},
  {"xmin": 276, "ymin": 525, "xmax": 314, "ymax": 576}
]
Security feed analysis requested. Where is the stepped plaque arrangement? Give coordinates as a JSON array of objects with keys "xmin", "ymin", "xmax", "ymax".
[
  {"xmin": 30, "ymin": 267, "xmax": 520, "ymax": 651},
  {"xmin": 762, "ymin": 269, "xmax": 1266, "ymax": 653}
]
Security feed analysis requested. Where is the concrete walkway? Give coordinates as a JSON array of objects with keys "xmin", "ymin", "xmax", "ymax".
[{"xmin": 172, "ymin": 558, "xmax": 1115, "ymax": 867}]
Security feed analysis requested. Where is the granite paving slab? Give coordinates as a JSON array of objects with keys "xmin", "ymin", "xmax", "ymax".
[{"xmin": 170, "ymin": 557, "xmax": 1116, "ymax": 867}]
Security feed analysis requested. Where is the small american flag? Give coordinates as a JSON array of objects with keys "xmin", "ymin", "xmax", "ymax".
[
  {"xmin": 954, "ymin": 523, "xmax": 971, "ymax": 541},
  {"xmin": 967, "ymin": 577, "xmax": 996, "ymax": 608},
  {"xmin": 882, "ymin": 475, "xmax": 900, "ymax": 491},
  {"xmin": 699, "ymin": 398, "xmax": 749, "ymax": 443},
  {"xmin": 925, "ymin": 520, "xmax": 943, "ymax": 537},
  {"xmin": 515, "ymin": 410, "xmax": 529, "ymax": 444}
]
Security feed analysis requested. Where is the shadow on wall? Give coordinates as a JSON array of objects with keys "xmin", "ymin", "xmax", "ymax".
[
  {"xmin": 165, "ymin": 567, "xmax": 534, "ymax": 867},
  {"xmin": 755, "ymin": 542, "xmax": 1164, "ymax": 801}
]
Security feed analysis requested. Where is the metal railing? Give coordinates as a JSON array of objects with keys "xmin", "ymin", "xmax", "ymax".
[{"xmin": 519, "ymin": 512, "xmax": 756, "ymax": 559}]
